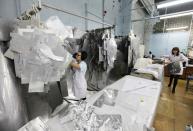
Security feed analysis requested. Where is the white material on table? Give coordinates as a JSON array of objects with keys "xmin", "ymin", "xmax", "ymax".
[
  {"xmin": 135, "ymin": 64, "xmax": 164, "ymax": 81},
  {"xmin": 134, "ymin": 58, "xmax": 153, "ymax": 69},
  {"xmin": 45, "ymin": 75, "xmax": 162, "ymax": 131},
  {"xmin": 87, "ymin": 75, "xmax": 162, "ymax": 131}
]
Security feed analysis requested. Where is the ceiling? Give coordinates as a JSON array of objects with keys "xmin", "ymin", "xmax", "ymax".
[
  {"xmin": 155, "ymin": 0, "xmax": 166, "ymax": 3},
  {"xmin": 154, "ymin": 0, "xmax": 193, "ymax": 15}
]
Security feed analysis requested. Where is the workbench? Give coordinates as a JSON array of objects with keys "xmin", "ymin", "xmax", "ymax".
[{"xmin": 46, "ymin": 75, "xmax": 162, "ymax": 131}]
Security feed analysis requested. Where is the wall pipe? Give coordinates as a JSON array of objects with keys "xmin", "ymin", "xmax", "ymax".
[
  {"xmin": 131, "ymin": 3, "xmax": 155, "ymax": 11},
  {"xmin": 188, "ymin": 15, "xmax": 193, "ymax": 46},
  {"xmin": 42, "ymin": 3, "xmax": 113, "ymax": 27},
  {"xmin": 84, "ymin": 3, "xmax": 88, "ymax": 30},
  {"xmin": 163, "ymin": 7, "xmax": 167, "ymax": 33},
  {"xmin": 102, "ymin": 0, "xmax": 105, "ymax": 28},
  {"xmin": 132, "ymin": 9, "xmax": 193, "ymax": 22}
]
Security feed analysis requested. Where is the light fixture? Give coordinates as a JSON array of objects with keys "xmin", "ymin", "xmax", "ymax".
[
  {"xmin": 166, "ymin": 26, "xmax": 189, "ymax": 31},
  {"xmin": 157, "ymin": 0, "xmax": 193, "ymax": 9},
  {"xmin": 160, "ymin": 10, "xmax": 193, "ymax": 19}
]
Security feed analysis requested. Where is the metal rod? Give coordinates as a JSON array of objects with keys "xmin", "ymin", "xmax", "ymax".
[
  {"xmin": 16, "ymin": 0, "xmax": 22, "ymax": 17},
  {"xmin": 102, "ymin": 0, "xmax": 105, "ymax": 28},
  {"xmin": 163, "ymin": 7, "xmax": 167, "ymax": 33},
  {"xmin": 129, "ymin": 0, "xmax": 134, "ymax": 31},
  {"xmin": 42, "ymin": 3, "xmax": 113, "ymax": 27},
  {"xmin": 85, "ymin": 3, "xmax": 88, "ymax": 30},
  {"xmin": 160, "ymin": 9, "xmax": 193, "ymax": 19},
  {"xmin": 131, "ymin": 3, "xmax": 156, "ymax": 11},
  {"xmin": 131, "ymin": 16, "xmax": 159, "ymax": 22}
]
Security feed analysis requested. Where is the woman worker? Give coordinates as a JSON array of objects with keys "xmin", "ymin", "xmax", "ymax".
[
  {"xmin": 70, "ymin": 51, "xmax": 88, "ymax": 100},
  {"xmin": 168, "ymin": 47, "xmax": 188, "ymax": 93}
]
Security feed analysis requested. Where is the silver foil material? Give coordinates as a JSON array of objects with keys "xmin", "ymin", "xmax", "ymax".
[{"xmin": 93, "ymin": 89, "xmax": 118, "ymax": 107}]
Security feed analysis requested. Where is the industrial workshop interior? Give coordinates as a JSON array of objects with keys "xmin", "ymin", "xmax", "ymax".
[{"xmin": 1, "ymin": 0, "xmax": 193, "ymax": 131}]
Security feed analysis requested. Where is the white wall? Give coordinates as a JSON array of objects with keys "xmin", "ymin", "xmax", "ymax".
[
  {"xmin": 0, "ymin": 0, "xmax": 121, "ymax": 31},
  {"xmin": 146, "ymin": 31, "xmax": 189, "ymax": 57},
  {"xmin": 0, "ymin": 0, "xmax": 149, "ymax": 36},
  {"xmin": 19, "ymin": 0, "xmax": 121, "ymax": 31},
  {"xmin": 0, "ymin": 0, "xmax": 19, "ymax": 19}
]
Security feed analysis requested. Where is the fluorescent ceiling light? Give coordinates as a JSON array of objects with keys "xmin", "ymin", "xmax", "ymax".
[
  {"xmin": 157, "ymin": 0, "xmax": 193, "ymax": 9},
  {"xmin": 160, "ymin": 10, "xmax": 193, "ymax": 19},
  {"xmin": 166, "ymin": 26, "xmax": 188, "ymax": 31}
]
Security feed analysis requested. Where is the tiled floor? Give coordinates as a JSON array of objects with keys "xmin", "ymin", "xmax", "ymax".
[{"xmin": 153, "ymin": 77, "xmax": 193, "ymax": 131}]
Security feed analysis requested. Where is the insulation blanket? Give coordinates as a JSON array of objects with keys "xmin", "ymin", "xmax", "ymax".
[
  {"xmin": 4, "ymin": 28, "xmax": 72, "ymax": 92},
  {"xmin": 45, "ymin": 16, "xmax": 73, "ymax": 41}
]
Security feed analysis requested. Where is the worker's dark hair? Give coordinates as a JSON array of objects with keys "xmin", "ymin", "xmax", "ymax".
[
  {"xmin": 172, "ymin": 47, "xmax": 180, "ymax": 56},
  {"xmin": 72, "ymin": 52, "xmax": 77, "ymax": 58},
  {"xmin": 81, "ymin": 51, "xmax": 87, "ymax": 60}
]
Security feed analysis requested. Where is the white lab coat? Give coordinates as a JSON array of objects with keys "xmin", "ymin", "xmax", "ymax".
[
  {"xmin": 169, "ymin": 53, "xmax": 188, "ymax": 75},
  {"xmin": 72, "ymin": 61, "xmax": 87, "ymax": 99}
]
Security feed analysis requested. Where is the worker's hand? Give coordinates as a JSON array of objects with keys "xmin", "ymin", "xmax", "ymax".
[
  {"xmin": 70, "ymin": 61, "xmax": 80, "ymax": 69},
  {"xmin": 70, "ymin": 59, "xmax": 77, "ymax": 65}
]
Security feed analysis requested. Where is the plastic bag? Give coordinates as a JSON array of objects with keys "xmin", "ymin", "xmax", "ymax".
[
  {"xmin": 167, "ymin": 61, "xmax": 181, "ymax": 74},
  {"xmin": 45, "ymin": 16, "xmax": 73, "ymax": 40}
]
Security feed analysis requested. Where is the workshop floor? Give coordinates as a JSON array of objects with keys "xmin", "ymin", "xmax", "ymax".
[{"xmin": 153, "ymin": 77, "xmax": 193, "ymax": 131}]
